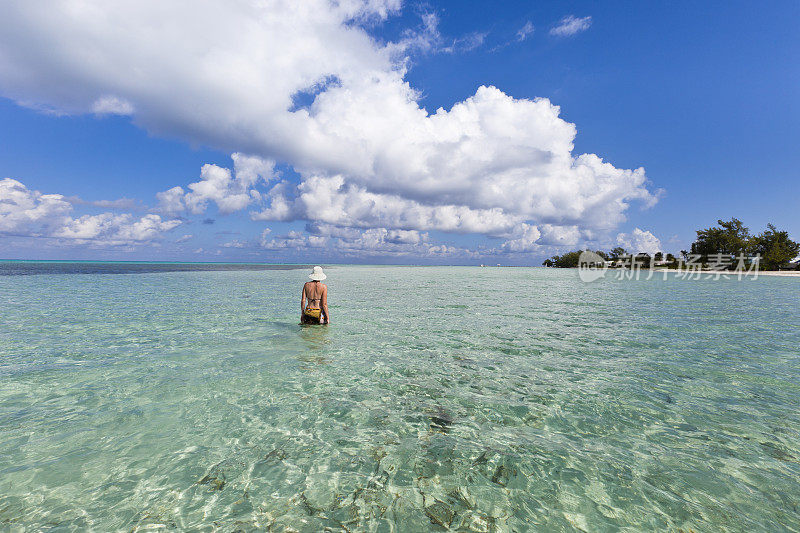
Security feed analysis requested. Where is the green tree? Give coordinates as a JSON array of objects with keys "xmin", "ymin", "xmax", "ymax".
[
  {"xmin": 542, "ymin": 250, "xmax": 584, "ymax": 268},
  {"xmin": 654, "ymin": 252, "xmax": 663, "ymax": 262},
  {"xmin": 750, "ymin": 224, "xmax": 800, "ymax": 270},
  {"xmin": 609, "ymin": 247, "xmax": 626, "ymax": 260},
  {"xmin": 691, "ymin": 218, "xmax": 751, "ymax": 260}
]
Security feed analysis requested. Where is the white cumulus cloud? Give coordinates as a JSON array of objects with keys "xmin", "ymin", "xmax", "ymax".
[
  {"xmin": 254, "ymin": 174, "xmax": 525, "ymax": 236},
  {"xmin": 54, "ymin": 213, "xmax": 181, "ymax": 244},
  {"xmin": 0, "ymin": 178, "xmax": 72, "ymax": 235},
  {"xmin": 156, "ymin": 153, "xmax": 274, "ymax": 215},
  {"xmin": 0, "ymin": 1, "xmax": 657, "ymax": 257},
  {"xmin": 616, "ymin": 228, "xmax": 662, "ymax": 255},
  {"xmin": 1, "ymin": 178, "xmax": 181, "ymax": 245}
]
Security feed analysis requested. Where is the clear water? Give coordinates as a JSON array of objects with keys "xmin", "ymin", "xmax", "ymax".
[{"xmin": 1, "ymin": 264, "xmax": 799, "ymax": 531}]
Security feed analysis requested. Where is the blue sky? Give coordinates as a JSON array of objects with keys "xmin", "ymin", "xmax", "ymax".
[{"xmin": 0, "ymin": 0, "xmax": 797, "ymax": 264}]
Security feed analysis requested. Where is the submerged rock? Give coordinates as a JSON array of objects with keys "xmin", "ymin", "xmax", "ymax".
[
  {"xmin": 425, "ymin": 500, "xmax": 455, "ymax": 528},
  {"xmin": 491, "ymin": 464, "xmax": 513, "ymax": 487},
  {"xmin": 429, "ymin": 407, "xmax": 454, "ymax": 433},
  {"xmin": 198, "ymin": 469, "xmax": 226, "ymax": 491}
]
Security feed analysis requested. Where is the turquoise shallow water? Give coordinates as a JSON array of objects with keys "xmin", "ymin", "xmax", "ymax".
[{"xmin": 1, "ymin": 265, "xmax": 799, "ymax": 531}]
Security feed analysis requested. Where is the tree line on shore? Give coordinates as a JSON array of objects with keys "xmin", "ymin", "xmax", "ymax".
[{"xmin": 542, "ymin": 219, "xmax": 800, "ymax": 271}]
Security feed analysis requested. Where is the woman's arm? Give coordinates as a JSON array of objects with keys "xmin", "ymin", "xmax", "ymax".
[
  {"xmin": 300, "ymin": 283, "xmax": 306, "ymax": 314},
  {"xmin": 322, "ymin": 285, "xmax": 330, "ymax": 324}
]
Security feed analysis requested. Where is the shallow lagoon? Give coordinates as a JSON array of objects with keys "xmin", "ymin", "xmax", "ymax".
[{"xmin": 1, "ymin": 264, "xmax": 799, "ymax": 531}]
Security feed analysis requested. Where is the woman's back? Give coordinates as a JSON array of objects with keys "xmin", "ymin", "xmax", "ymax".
[{"xmin": 304, "ymin": 281, "xmax": 325, "ymax": 308}]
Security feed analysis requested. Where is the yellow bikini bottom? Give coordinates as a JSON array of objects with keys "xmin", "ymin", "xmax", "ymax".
[{"xmin": 304, "ymin": 308, "xmax": 321, "ymax": 319}]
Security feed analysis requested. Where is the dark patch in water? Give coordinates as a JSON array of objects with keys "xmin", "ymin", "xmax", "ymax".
[
  {"xmin": 425, "ymin": 500, "xmax": 455, "ymax": 528},
  {"xmin": 761, "ymin": 442, "xmax": 795, "ymax": 462},
  {"xmin": 198, "ymin": 471, "xmax": 226, "ymax": 491},
  {"xmin": 262, "ymin": 448, "xmax": 288, "ymax": 464},
  {"xmin": 447, "ymin": 488, "xmax": 474, "ymax": 510},
  {"xmin": 429, "ymin": 412, "xmax": 453, "ymax": 434},
  {"xmin": 491, "ymin": 463, "xmax": 516, "ymax": 487},
  {"xmin": 298, "ymin": 493, "xmax": 319, "ymax": 516},
  {"xmin": 472, "ymin": 451, "xmax": 489, "ymax": 466}
]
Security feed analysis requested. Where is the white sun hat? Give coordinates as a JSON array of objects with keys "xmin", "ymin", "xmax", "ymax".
[{"xmin": 308, "ymin": 265, "xmax": 327, "ymax": 281}]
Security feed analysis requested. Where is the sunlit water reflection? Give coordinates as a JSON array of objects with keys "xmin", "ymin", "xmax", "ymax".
[{"xmin": 1, "ymin": 265, "xmax": 799, "ymax": 531}]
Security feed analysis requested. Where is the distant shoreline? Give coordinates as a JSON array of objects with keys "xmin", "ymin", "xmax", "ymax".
[{"xmin": 538, "ymin": 265, "xmax": 800, "ymax": 277}]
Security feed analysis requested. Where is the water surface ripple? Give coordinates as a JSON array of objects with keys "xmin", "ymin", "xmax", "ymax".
[{"xmin": 1, "ymin": 266, "xmax": 799, "ymax": 531}]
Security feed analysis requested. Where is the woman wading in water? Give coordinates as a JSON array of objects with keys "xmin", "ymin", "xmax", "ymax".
[{"xmin": 300, "ymin": 266, "xmax": 330, "ymax": 325}]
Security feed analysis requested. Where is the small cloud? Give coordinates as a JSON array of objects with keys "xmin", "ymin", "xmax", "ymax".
[
  {"xmin": 391, "ymin": 11, "xmax": 485, "ymax": 56},
  {"xmin": 488, "ymin": 21, "xmax": 534, "ymax": 52},
  {"xmin": 441, "ymin": 31, "xmax": 487, "ymax": 54},
  {"xmin": 193, "ymin": 247, "xmax": 221, "ymax": 255},
  {"xmin": 616, "ymin": 228, "xmax": 662, "ymax": 255},
  {"xmin": 549, "ymin": 15, "xmax": 592, "ymax": 37},
  {"xmin": 222, "ymin": 240, "xmax": 246, "ymax": 248},
  {"xmin": 92, "ymin": 95, "xmax": 134, "ymax": 115},
  {"xmin": 175, "ymin": 234, "xmax": 193, "ymax": 243},
  {"xmin": 391, "ymin": 11, "xmax": 441, "ymax": 55},
  {"xmin": 516, "ymin": 21, "xmax": 534, "ymax": 42},
  {"xmin": 90, "ymin": 198, "xmax": 140, "ymax": 210},
  {"xmin": 202, "ymin": 218, "xmax": 215, "ymax": 225},
  {"xmin": 66, "ymin": 196, "xmax": 141, "ymax": 210}
]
